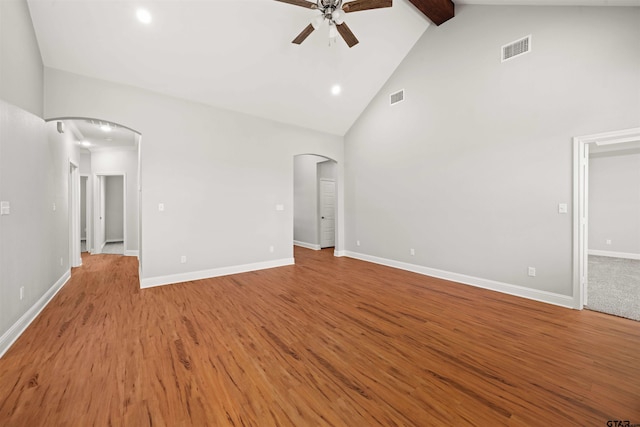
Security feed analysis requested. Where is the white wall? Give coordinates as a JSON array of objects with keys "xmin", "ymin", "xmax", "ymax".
[
  {"xmin": 44, "ymin": 68, "xmax": 344, "ymax": 287},
  {"xmin": 589, "ymin": 151, "xmax": 640, "ymax": 256},
  {"xmin": 344, "ymin": 5, "xmax": 640, "ymax": 305},
  {"xmin": 0, "ymin": 0, "xmax": 78, "ymax": 355},
  {"xmin": 0, "ymin": 101, "xmax": 80, "ymax": 355},
  {"xmin": 91, "ymin": 149, "xmax": 139, "ymax": 252},
  {"xmin": 0, "ymin": 0, "xmax": 43, "ymax": 117},
  {"xmin": 105, "ymin": 175, "xmax": 124, "ymax": 242},
  {"xmin": 318, "ymin": 160, "xmax": 337, "ymax": 181}
]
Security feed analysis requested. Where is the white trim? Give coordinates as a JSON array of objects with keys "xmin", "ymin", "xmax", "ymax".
[
  {"xmin": 588, "ymin": 250, "xmax": 640, "ymax": 260},
  {"xmin": 124, "ymin": 250, "xmax": 139, "ymax": 257},
  {"xmin": 294, "ymin": 240, "xmax": 321, "ymax": 250},
  {"xmin": 334, "ymin": 250, "xmax": 346, "ymax": 257},
  {"xmin": 69, "ymin": 160, "xmax": 81, "ymax": 268},
  {"xmin": 0, "ymin": 271, "xmax": 71, "ymax": 358},
  {"xmin": 140, "ymin": 258, "xmax": 295, "ymax": 289},
  {"xmin": 344, "ymin": 251, "xmax": 575, "ymax": 309},
  {"xmin": 80, "ymin": 174, "xmax": 92, "ymax": 254}
]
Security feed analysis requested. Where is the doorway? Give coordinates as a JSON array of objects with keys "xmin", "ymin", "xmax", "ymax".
[
  {"xmin": 573, "ymin": 127, "xmax": 640, "ymax": 315},
  {"xmin": 293, "ymin": 154, "xmax": 338, "ymax": 252},
  {"xmin": 94, "ymin": 174, "xmax": 126, "ymax": 255}
]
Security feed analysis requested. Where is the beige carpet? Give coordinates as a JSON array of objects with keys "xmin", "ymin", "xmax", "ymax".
[{"xmin": 587, "ymin": 255, "xmax": 640, "ymax": 321}]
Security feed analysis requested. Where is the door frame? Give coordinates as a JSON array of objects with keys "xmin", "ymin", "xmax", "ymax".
[
  {"xmin": 80, "ymin": 174, "xmax": 91, "ymax": 254},
  {"xmin": 69, "ymin": 160, "xmax": 82, "ymax": 267},
  {"xmin": 572, "ymin": 127, "xmax": 640, "ymax": 309},
  {"xmin": 93, "ymin": 172, "xmax": 127, "ymax": 254}
]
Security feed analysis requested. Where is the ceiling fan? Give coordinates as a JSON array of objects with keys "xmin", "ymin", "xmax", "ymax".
[{"xmin": 276, "ymin": 0, "xmax": 392, "ymax": 48}]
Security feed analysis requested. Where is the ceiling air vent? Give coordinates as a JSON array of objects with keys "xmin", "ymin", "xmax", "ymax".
[
  {"xmin": 390, "ymin": 89, "xmax": 405, "ymax": 106},
  {"xmin": 502, "ymin": 35, "xmax": 531, "ymax": 62}
]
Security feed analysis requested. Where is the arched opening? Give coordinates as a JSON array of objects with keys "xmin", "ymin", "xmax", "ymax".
[{"xmin": 46, "ymin": 117, "xmax": 142, "ymax": 273}]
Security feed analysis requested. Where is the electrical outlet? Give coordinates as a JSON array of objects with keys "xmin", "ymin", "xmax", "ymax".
[
  {"xmin": 52, "ymin": 202, "xmax": 56, "ymax": 212},
  {"xmin": 410, "ymin": 248, "xmax": 415, "ymax": 256},
  {"xmin": 20, "ymin": 287, "xmax": 24, "ymax": 300},
  {"xmin": 60, "ymin": 257, "xmax": 63, "ymax": 266},
  {"xmin": 356, "ymin": 240, "xmax": 361, "ymax": 246},
  {"xmin": 528, "ymin": 267, "xmax": 536, "ymax": 277},
  {"xmin": 269, "ymin": 246, "xmax": 274, "ymax": 253},
  {"xmin": 606, "ymin": 239, "xmax": 612, "ymax": 245},
  {"xmin": 180, "ymin": 255, "xmax": 187, "ymax": 264}
]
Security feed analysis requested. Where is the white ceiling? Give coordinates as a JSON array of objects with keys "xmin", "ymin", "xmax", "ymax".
[
  {"xmin": 64, "ymin": 118, "xmax": 138, "ymax": 152},
  {"xmin": 28, "ymin": 0, "xmax": 639, "ymax": 136},
  {"xmin": 28, "ymin": 0, "xmax": 430, "ymax": 136}
]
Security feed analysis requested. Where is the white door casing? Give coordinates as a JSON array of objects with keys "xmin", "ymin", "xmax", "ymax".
[
  {"xmin": 69, "ymin": 160, "xmax": 82, "ymax": 267},
  {"xmin": 573, "ymin": 127, "xmax": 640, "ymax": 309}
]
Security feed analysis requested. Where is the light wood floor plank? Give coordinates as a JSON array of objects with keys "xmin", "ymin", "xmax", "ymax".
[{"xmin": 1, "ymin": 247, "xmax": 638, "ymax": 426}]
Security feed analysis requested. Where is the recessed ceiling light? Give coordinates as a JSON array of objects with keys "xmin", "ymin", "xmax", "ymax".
[
  {"xmin": 100, "ymin": 124, "xmax": 111, "ymax": 132},
  {"xmin": 331, "ymin": 85, "xmax": 341, "ymax": 96},
  {"xmin": 136, "ymin": 8, "xmax": 152, "ymax": 24},
  {"xmin": 81, "ymin": 141, "xmax": 90, "ymax": 147}
]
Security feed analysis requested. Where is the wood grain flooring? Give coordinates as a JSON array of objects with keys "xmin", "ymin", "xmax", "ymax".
[{"xmin": 0, "ymin": 248, "xmax": 638, "ymax": 426}]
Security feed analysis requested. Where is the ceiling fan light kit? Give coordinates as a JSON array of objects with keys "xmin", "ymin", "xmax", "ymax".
[{"xmin": 276, "ymin": 0, "xmax": 393, "ymax": 48}]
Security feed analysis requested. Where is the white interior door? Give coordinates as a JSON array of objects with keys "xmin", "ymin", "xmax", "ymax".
[{"xmin": 319, "ymin": 179, "xmax": 336, "ymax": 248}]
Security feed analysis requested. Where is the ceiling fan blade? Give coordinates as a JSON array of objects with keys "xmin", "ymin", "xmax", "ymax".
[
  {"xmin": 292, "ymin": 24, "xmax": 315, "ymax": 44},
  {"xmin": 274, "ymin": 0, "xmax": 318, "ymax": 9},
  {"xmin": 336, "ymin": 22, "xmax": 359, "ymax": 48},
  {"xmin": 342, "ymin": 0, "xmax": 392, "ymax": 13}
]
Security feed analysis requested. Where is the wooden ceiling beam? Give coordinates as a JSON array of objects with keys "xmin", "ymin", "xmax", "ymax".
[{"xmin": 407, "ymin": 0, "xmax": 455, "ymax": 26}]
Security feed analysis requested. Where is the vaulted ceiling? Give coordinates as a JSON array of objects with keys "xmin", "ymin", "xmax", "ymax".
[{"xmin": 27, "ymin": 0, "xmax": 638, "ymax": 136}]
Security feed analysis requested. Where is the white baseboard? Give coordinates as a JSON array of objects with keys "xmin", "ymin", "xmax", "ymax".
[
  {"xmin": 0, "ymin": 270, "xmax": 71, "ymax": 358},
  {"xmin": 334, "ymin": 250, "xmax": 346, "ymax": 257},
  {"xmin": 294, "ymin": 241, "xmax": 321, "ymax": 250},
  {"xmin": 588, "ymin": 249, "xmax": 640, "ymax": 260},
  {"xmin": 124, "ymin": 250, "xmax": 139, "ymax": 257},
  {"xmin": 140, "ymin": 258, "xmax": 295, "ymax": 289},
  {"xmin": 344, "ymin": 251, "xmax": 575, "ymax": 309}
]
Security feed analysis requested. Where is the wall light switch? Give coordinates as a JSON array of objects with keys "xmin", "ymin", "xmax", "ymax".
[
  {"xmin": 275, "ymin": 204, "xmax": 284, "ymax": 211},
  {"xmin": 158, "ymin": 203, "xmax": 165, "ymax": 212},
  {"xmin": 0, "ymin": 201, "xmax": 10, "ymax": 215},
  {"xmin": 558, "ymin": 203, "xmax": 568, "ymax": 214},
  {"xmin": 52, "ymin": 202, "xmax": 56, "ymax": 212}
]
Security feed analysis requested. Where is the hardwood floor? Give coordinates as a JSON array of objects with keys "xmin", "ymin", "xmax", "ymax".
[{"xmin": 1, "ymin": 248, "xmax": 638, "ymax": 426}]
